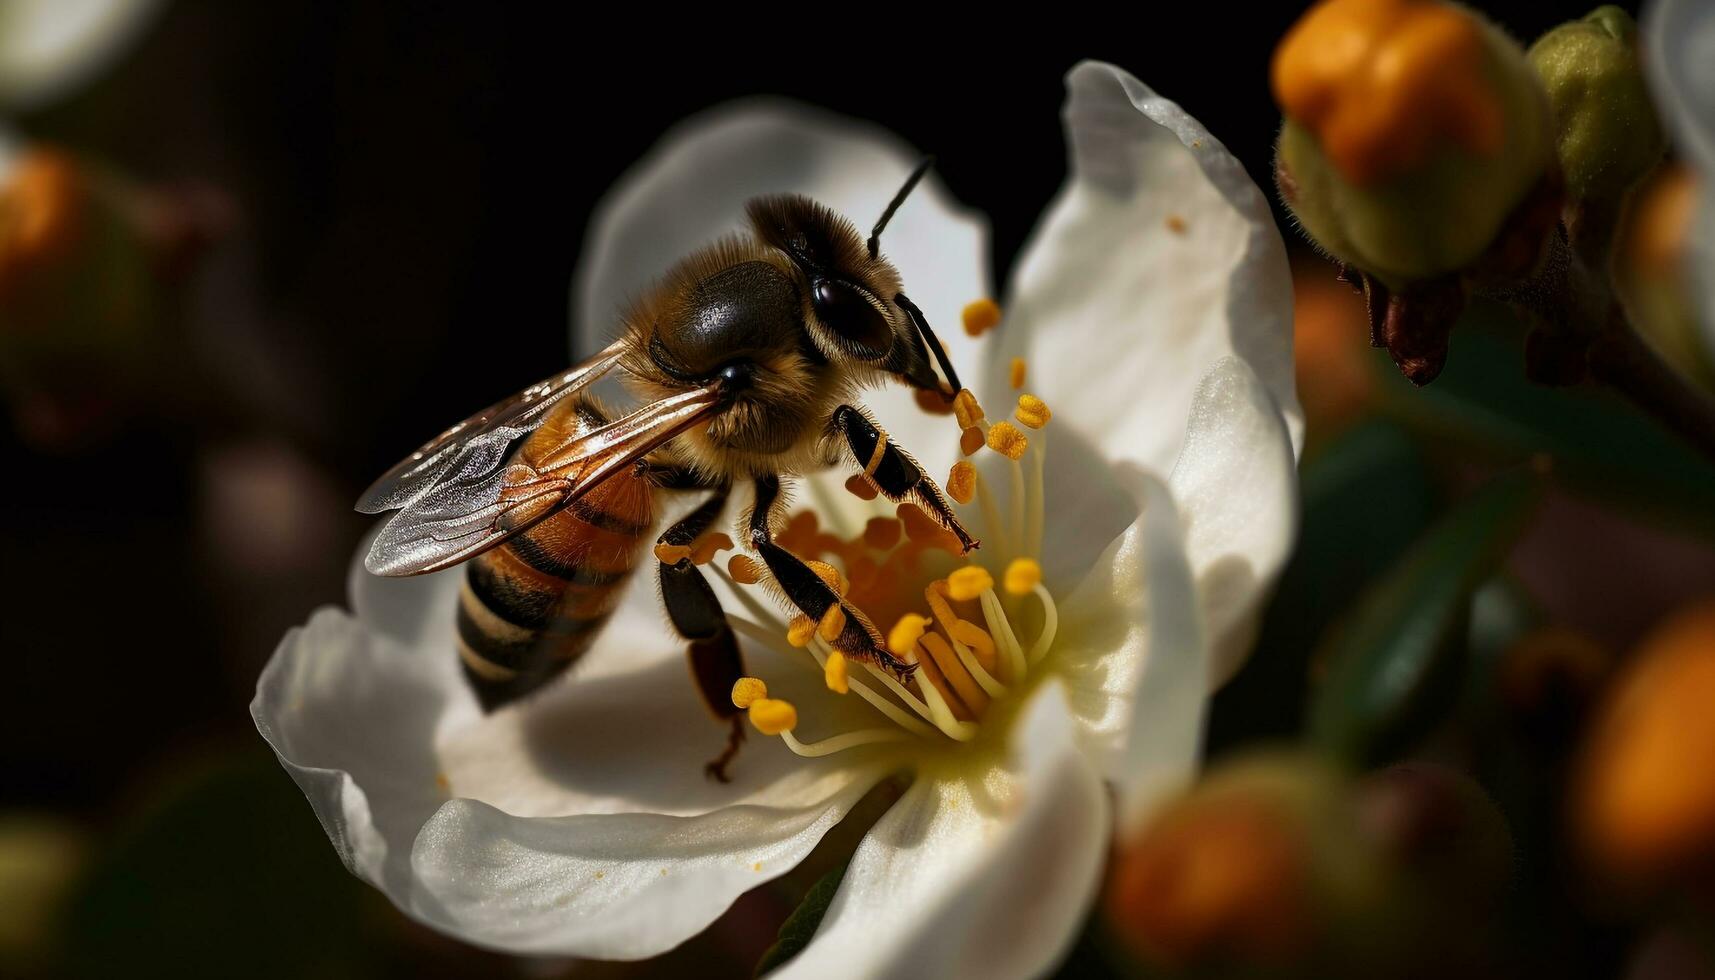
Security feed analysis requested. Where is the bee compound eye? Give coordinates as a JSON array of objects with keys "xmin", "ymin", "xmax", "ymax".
[{"xmin": 811, "ymin": 279, "xmax": 893, "ymax": 359}]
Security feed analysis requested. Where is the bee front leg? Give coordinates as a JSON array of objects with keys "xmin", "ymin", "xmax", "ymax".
[
  {"xmin": 656, "ymin": 488, "xmax": 747, "ymax": 782},
  {"xmin": 831, "ymin": 404, "xmax": 977, "ymax": 552},
  {"xmin": 748, "ymin": 475, "xmax": 917, "ymax": 679}
]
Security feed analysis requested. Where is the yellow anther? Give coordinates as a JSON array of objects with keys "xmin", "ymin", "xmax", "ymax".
[
  {"xmin": 946, "ymin": 565, "xmax": 995, "ymax": 602},
  {"xmin": 806, "ymin": 560, "xmax": 846, "ymax": 595},
  {"xmin": 653, "ymin": 542, "xmax": 693, "ymax": 565},
  {"xmin": 959, "ymin": 426, "xmax": 986, "ymax": 457},
  {"xmin": 986, "ymin": 421, "xmax": 1029, "ymax": 461},
  {"xmin": 1004, "ymin": 558, "xmax": 1043, "ymax": 596},
  {"xmin": 844, "ymin": 473, "xmax": 880, "ymax": 500},
  {"xmin": 787, "ymin": 616, "xmax": 817, "ymax": 648},
  {"xmin": 1009, "ymin": 357, "xmax": 1027, "ymax": 390},
  {"xmin": 961, "ymin": 298, "xmax": 1003, "ymax": 337},
  {"xmin": 731, "ymin": 676, "xmax": 768, "ymax": 709},
  {"xmin": 818, "ymin": 603, "xmax": 847, "ymax": 642},
  {"xmin": 863, "ymin": 516, "xmax": 903, "ymax": 551},
  {"xmin": 728, "ymin": 554, "xmax": 763, "ymax": 585},
  {"xmin": 824, "ymin": 649, "xmax": 850, "ymax": 694},
  {"xmin": 946, "ymin": 460, "xmax": 976, "ymax": 505},
  {"xmin": 950, "ymin": 619, "xmax": 997, "ymax": 670},
  {"xmin": 748, "ymin": 698, "xmax": 798, "ymax": 735},
  {"xmin": 921, "ymin": 632, "xmax": 989, "ymax": 714},
  {"xmin": 691, "ymin": 532, "xmax": 733, "ymax": 564},
  {"xmin": 1015, "ymin": 394, "xmax": 1052, "ymax": 430},
  {"xmin": 888, "ymin": 613, "xmax": 932, "ymax": 657},
  {"xmin": 953, "ymin": 390, "xmax": 986, "ymax": 429}
]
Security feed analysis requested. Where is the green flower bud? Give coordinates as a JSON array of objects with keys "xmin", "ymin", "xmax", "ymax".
[
  {"xmin": 1272, "ymin": 1, "xmax": 1554, "ymax": 289},
  {"xmin": 1529, "ymin": 6, "xmax": 1666, "ymax": 205}
]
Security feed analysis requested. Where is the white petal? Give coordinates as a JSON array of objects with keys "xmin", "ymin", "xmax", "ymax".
[
  {"xmin": 1644, "ymin": 0, "xmax": 1715, "ymax": 346},
  {"xmin": 255, "ymin": 581, "xmax": 893, "ymax": 958},
  {"xmin": 1168, "ymin": 357, "xmax": 1299, "ymax": 686},
  {"xmin": 1055, "ymin": 469, "xmax": 1208, "ymax": 828},
  {"xmin": 986, "ymin": 61, "xmax": 1301, "ymax": 478},
  {"xmin": 569, "ymin": 99, "xmax": 991, "ymax": 466},
  {"xmin": 345, "ymin": 528, "xmax": 463, "ymax": 650},
  {"xmin": 0, "ymin": 0, "xmax": 162, "ymax": 110},
  {"xmin": 776, "ymin": 682, "xmax": 1108, "ymax": 980}
]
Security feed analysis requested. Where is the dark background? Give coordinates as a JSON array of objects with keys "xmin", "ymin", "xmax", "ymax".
[{"xmin": 0, "ymin": 2, "xmax": 1661, "ymax": 977}]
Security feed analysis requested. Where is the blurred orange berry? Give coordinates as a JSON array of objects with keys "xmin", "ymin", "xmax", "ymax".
[{"xmin": 1575, "ymin": 601, "xmax": 1715, "ymax": 887}]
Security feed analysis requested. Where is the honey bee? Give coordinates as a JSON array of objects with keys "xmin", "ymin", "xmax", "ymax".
[{"xmin": 359, "ymin": 160, "xmax": 976, "ymax": 779}]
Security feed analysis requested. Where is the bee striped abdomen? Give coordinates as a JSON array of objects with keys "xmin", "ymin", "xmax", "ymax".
[{"xmin": 457, "ymin": 397, "xmax": 655, "ymax": 711}]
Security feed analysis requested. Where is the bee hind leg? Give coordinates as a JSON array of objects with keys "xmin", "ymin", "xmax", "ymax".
[
  {"xmin": 657, "ymin": 488, "xmax": 749, "ymax": 782},
  {"xmin": 748, "ymin": 475, "xmax": 917, "ymax": 680},
  {"xmin": 831, "ymin": 404, "xmax": 977, "ymax": 553}
]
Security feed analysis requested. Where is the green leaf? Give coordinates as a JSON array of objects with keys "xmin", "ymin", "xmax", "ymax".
[
  {"xmin": 1208, "ymin": 420, "xmax": 1438, "ymax": 755},
  {"xmin": 754, "ymin": 862, "xmax": 848, "ymax": 977},
  {"xmin": 1374, "ymin": 304, "xmax": 1715, "ymax": 536},
  {"xmin": 1308, "ymin": 469, "xmax": 1543, "ymax": 766}
]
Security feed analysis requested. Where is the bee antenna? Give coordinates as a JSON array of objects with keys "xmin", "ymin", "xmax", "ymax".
[{"xmin": 868, "ymin": 155, "xmax": 935, "ymax": 260}]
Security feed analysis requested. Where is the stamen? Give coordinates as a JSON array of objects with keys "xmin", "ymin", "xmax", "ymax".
[
  {"xmin": 731, "ymin": 676, "xmax": 768, "ymax": 709},
  {"xmin": 971, "ymin": 468, "xmax": 1010, "ymax": 557},
  {"xmin": 1028, "ymin": 583, "xmax": 1060, "ymax": 665},
  {"xmin": 950, "ymin": 620, "xmax": 997, "ymax": 672},
  {"xmin": 888, "ymin": 613, "xmax": 931, "ymax": 658},
  {"xmin": 953, "ymin": 390, "xmax": 986, "ymax": 430},
  {"xmin": 920, "ymin": 633, "xmax": 990, "ymax": 713},
  {"xmin": 946, "ymin": 566, "xmax": 994, "ymax": 601},
  {"xmin": 781, "ymin": 727, "xmax": 911, "ymax": 757},
  {"xmin": 959, "ymin": 426, "xmax": 986, "ymax": 457},
  {"xmin": 1028, "ymin": 424, "xmax": 1048, "ymax": 558},
  {"xmin": 824, "ymin": 649, "xmax": 849, "ymax": 694},
  {"xmin": 1004, "ymin": 558, "xmax": 1042, "ymax": 595},
  {"xmin": 806, "ymin": 636, "xmax": 939, "ymax": 737},
  {"xmin": 728, "ymin": 555, "xmax": 763, "ymax": 585},
  {"xmin": 961, "ymin": 298, "xmax": 1002, "ymax": 337},
  {"xmin": 925, "ymin": 582, "xmax": 1008, "ymax": 698},
  {"xmin": 946, "ymin": 461, "xmax": 976, "ymax": 505},
  {"xmin": 1014, "ymin": 394, "xmax": 1052, "ymax": 430},
  {"xmin": 978, "ymin": 589, "xmax": 1029, "ymax": 684},
  {"xmin": 748, "ymin": 698, "xmax": 798, "ymax": 735},
  {"xmin": 1009, "ymin": 357, "xmax": 1027, "ymax": 390},
  {"xmin": 986, "ymin": 421, "xmax": 1029, "ymax": 461},
  {"xmin": 863, "ymin": 516, "xmax": 902, "ymax": 550}
]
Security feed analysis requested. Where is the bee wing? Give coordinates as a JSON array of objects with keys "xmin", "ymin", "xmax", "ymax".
[
  {"xmin": 364, "ymin": 383, "xmax": 726, "ymax": 576},
  {"xmin": 356, "ymin": 341, "xmax": 628, "ymax": 516}
]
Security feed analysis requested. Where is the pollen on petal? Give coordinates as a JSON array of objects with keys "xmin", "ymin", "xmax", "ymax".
[
  {"xmin": 787, "ymin": 616, "xmax": 817, "ymax": 648},
  {"xmin": 863, "ymin": 516, "xmax": 903, "ymax": 551},
  {"xmin": 731, "ymin": 676, "xmax": 768, "ymax": 709},
  {"xmin": 824, "ymin": 649, "xmax": 850, "ymax": 694},
  {"xmin": 1004, "ymin": 558, "xmax": 1042, "ymax": 596},
  {"xmin": 1009, "ymin": 357, "xmax": 1028, "ymax": 390},
  {"xmin": 1015, "ymin": 394, "xmax": 1052, "ymax": 430},
  {"xmin": 728, "ymin": 554, "xmax": 763, "ymax": 585},
  {"xmin": 953, "ymin": 389, "xmax": 986, "ymax": 429},
  {"xmin": 986, "ymin": 421, "xmax": 1029, "ymax": 461},
  {"xmin": 946, "ymin": 565, "xmax": 994, "ymax": 601},
  {"xmin": 961, "ymin": 298, "xmax": 1002, "ymax": 337},
  {"xmin": 819, "ymin": 603, "xmax": 847, "ymax": 642},
  {"xmin": 845, "ymin": 473, "xmax": 880, "ymax": 501},
  {"xmin": 947, "ymin": 461, "xmax": 976, "ymax": 505},
  {"xmin": 748, "ymin": 698, "xmax": 798, "ymax": 735},
  {"xmin": 888, "ymin": 613, "xmax": 932, "ymax": 657}
]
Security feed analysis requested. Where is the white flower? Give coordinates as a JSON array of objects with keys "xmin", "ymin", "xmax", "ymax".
[
  {"xmin": 252, "ymin": 61, "xmax": 1301, "ymax": 977},
  {"xmin": 1645, "ymin": 0, "xmax": 1715, "ymax": 345},
  {"xmin": 0, "ymin": 0, "xmax": 162, "ymax": 111}
]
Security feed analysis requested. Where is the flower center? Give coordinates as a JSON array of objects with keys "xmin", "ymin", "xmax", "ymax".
[{"xmin": 698, "ymin": 313, "xmax": 1064, "ymax": 760}]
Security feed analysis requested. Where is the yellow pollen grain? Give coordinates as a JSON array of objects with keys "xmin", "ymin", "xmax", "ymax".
[
  {"xmin": 1009, "ymin": 357, "xmax": 1027, "ymax": 390},
  {"xmin": 787, "ymin": 616, "xmax": 817, "ymax": 648},
  {"xmin": 863, "ymin": 516, "xmax": 903, "ymax": 550},
  {"xmin": 731, "ymin": 676, "xmax": 768, "ymax": 709},
  {"xmin": 653, "ymin": 542, "xmax": 693, "ymax": 565},
  {"xmin": 953, "ymin": 389, "xmax": 986, "ymax": 429},
  {"xmin": 946, "ymin": 566, "xmax": 994, "ymax": 602},
  {"xmin": 1004, "ymin": 558, "xmax": 1042, "ymax": 596},
  {"xmin": 748, "ymin": 698, "xmax": 798, "ymax": 735},
  {"xmin": 1165, "ymin": 214, "xmax": 1187, "ymax": 234},
  {"xmin": 844, "ymin": 473, "xmax": 880, "ymax": 500},
  {"xmin": 889, "ymin": 613, "xmax": 932, "ymax": 657},
  {"xmin": 1015, "ymin": 394, "xmax": 1052, "ymax": 430},
  {"xmin": 824, "ymin": 649, "xmax": 850, "ymax": 694},
  {"xmin": 946, "ymin": 460, "xmax": 976, "ymax": 505},
  {"xmin": 986, "ymin": 421, "xmax": 1029, "ymax": 461},
  {"xmin": 690, "ymin": 532, "xmax": 733, "ymax": 565},
  {"xmin": 959, "ymin": 426, "xmax": 986, "ymax": 457},
  {"xmin": 819, "ymin": 603, "xmax": 847, "ymax": 642},
  {"xmin": 961, "ymin": 298, "xmax": 1002, "ymax": 337},
  {"xmin": 728, "ymin": 554, "xmax": 763, "ymax": 585},
  {"xmin": 806, "ymin": 560, "xmax": 846, "ymax": 595}
]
